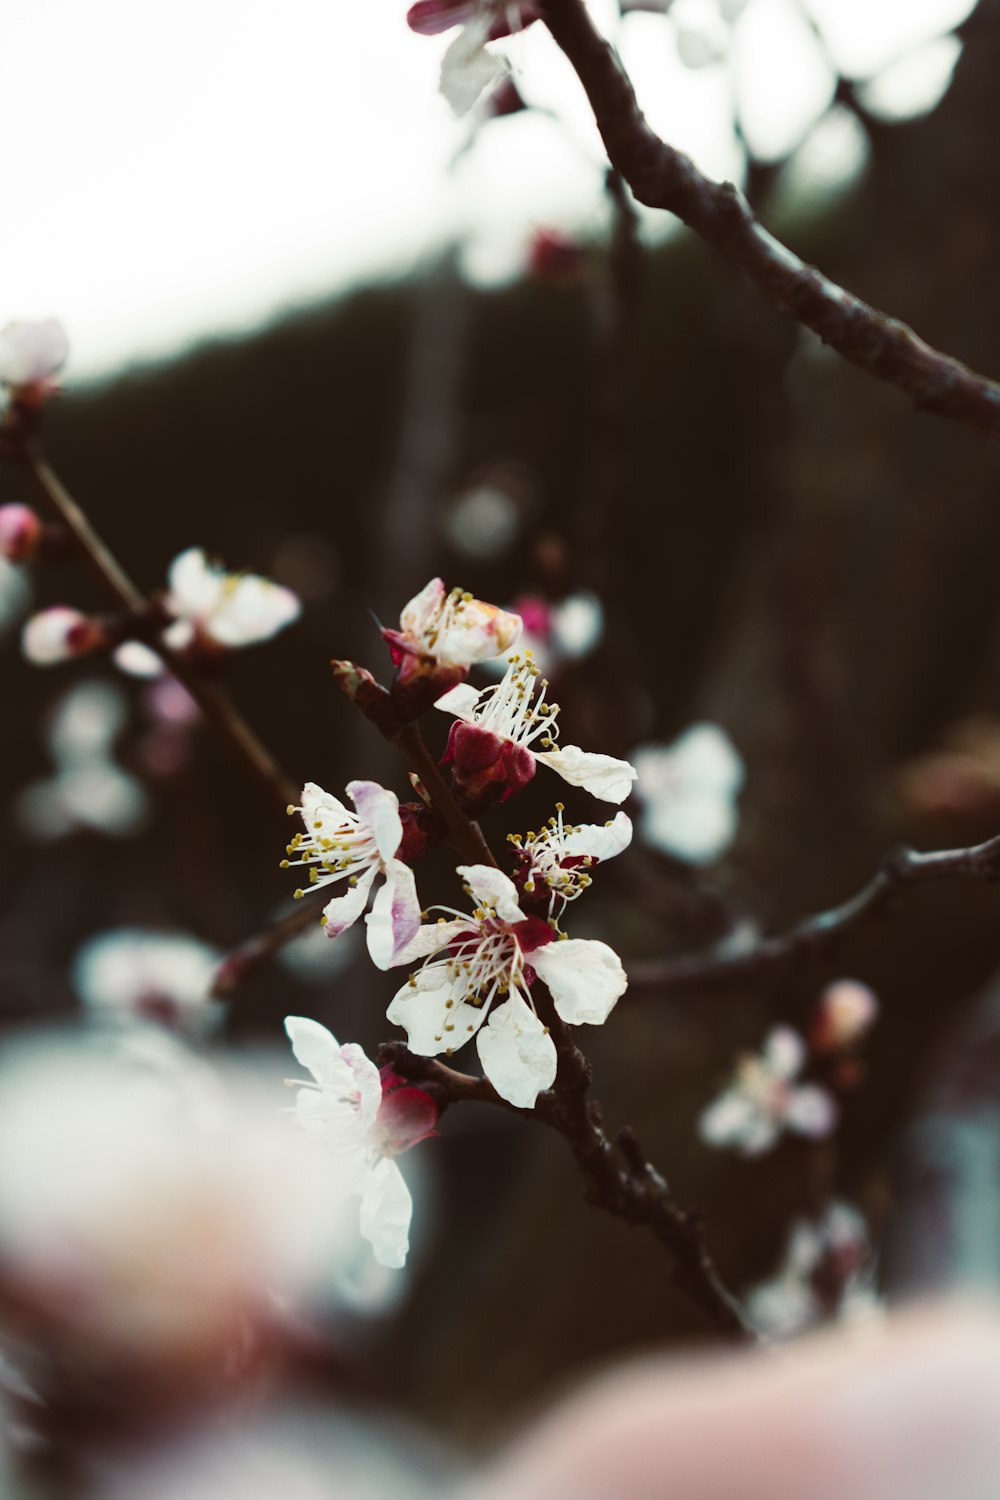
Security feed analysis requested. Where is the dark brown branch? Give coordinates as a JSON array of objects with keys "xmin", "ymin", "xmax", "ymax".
[
  {"xmin": 211, "ymin": 895, "xmax": 327, "ymax": 997},
  {"xmin": 13, "ymin": 444, "xmax": 299, "ymax": 813},
  {"xmin": 630, "ymin": 832, "xmax": 1000, "ymax": 994},
  {"xmin": 539, "ymin": 0, "xmax": 1000, "ymax": 439},
  {"xmin": 390, "ymin": 721, "xmax": 498, "ymax": 868},
  {"xmin": 380, "ymin": 1016, "xmax": 755, "ymax": 1343}
]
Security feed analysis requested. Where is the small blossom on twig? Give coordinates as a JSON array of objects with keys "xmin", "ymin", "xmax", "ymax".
[
  {"xmin": 0, "ymin": 319, "xmax": 69, "ymax": 404},
  {"xmin": 0, "ymin": 505, "xmax": 43, "ymax": 563},
  {"xmin": 437, "ymin": 652, "xmax": 637, "ymax": 812},
  {"xmin": 73, "ymin": 928, "xmax": 222, "ymax": 1036},
  {"xmin": 811, "ymin": 979, "xmax": 879, "ymax": 1055},
  {"xmin": 383, "ymin": 576, "xmax": 522, "ymax": 718},
  {"xmin": 159, "ymin": 547, "xmax": 300, "ymax": 653},
  {"xmin": 746, "ymin": 1200, "xmax": 879, "ymax": 1340},
  {"xmin": 510, "ymin": 805, "xmax": 632, "ymax": 919},
  {"xmin": 21, "ymin": 606, "xmax": 108, "ymax": 665},
  {"xmin": 285, "ymin": 1016, "xmax": 435, "ymax": 1269},
  {"xmin": 632, "ymin": 722, "xmax": 744, "ymax": 865},
  {"xmin": 387, "ymin": 863, "xmax": 627, "ymax": 1107},
  {"xmin": 699, "ymin": 1025, "xmax": 837, "ymax": 1156},
  {"xmin": 282, "ymin": 781, "xmax": 423, "ymax": 969}
]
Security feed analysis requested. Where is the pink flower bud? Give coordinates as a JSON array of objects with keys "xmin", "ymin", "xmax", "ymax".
[
  {"xmin": 375, "ymin": 1067, "xmax": 439, "ymax": 1154},
  {"xmin": 0, "ymin": 504, "xmax": 42, "ymax": 562},
  {"xmin": 21, "ymin": 607, "xmax": 106, "ymax": 666},
  {"xmin": 812, "ymin": 980, "xmax": 879, "ymax": 1054}
]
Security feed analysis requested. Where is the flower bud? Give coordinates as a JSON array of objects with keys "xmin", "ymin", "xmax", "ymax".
[
  {"xmin": 0, "ymin": 504, "xmax": 42, "ymax": 562},
  {"xmin": 375, "ymin": 1067, "xmax": 440, "ymax": 1154},
  {"xmin": 443, "ymin": 719, "xmax": 536, "ymax": 814},
  {"xmin": 811, "ymin": 980, "xmax": 879, "ymax": 1054},
  {"xmin": 21, "ymin": 606, "xmax": 107, "ymax": 665}
]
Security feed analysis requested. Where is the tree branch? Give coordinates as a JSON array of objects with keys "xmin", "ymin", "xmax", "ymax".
[
  {"xmin": 630, "ymin": 832, "xmax": 1000, "ymax": 994},
  {"xmin": 539, "ymin": 0, "xmax": 1000, "ymax": 439},
  {"xmin": 211, "ymin": 895, "xmax": 328, "ymax": 997}
]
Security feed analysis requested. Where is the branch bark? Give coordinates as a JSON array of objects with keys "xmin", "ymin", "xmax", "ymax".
[{"xmin": 539, "ymin": 0, "xmax": 1000, "ymax": 439}]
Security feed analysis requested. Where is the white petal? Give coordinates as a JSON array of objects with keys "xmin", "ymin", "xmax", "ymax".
[
  {"xmin": 455, "ymin": 863, "xmax": 524, "ymax": 923},
  {"xmin": 365, "ymin": 861, "xmax": 422, "ymax": 971},
  {"xmin": 338, "ymin": 1041, "xmax": 383, "ymax": 1126},
  {"xmin": 400, "ymin": 576, "xmax": 445, "ymax": 637},
  {"xmin": 763, "ymin": 1026, "xmax": 806, "ymax": 1081},
  {"xmin": 347, "ymin": 779, "xmax": 402, "ymax": 863},
  {"xmin": 320, "ymin": 866, "xmax": 376, "ymax": 939},
  {"xmin": 476, "ymin": 995, "xmax": 557, "ymax": 1108},
  {"xmin": 641, "ymin": 794, "xmax": 738, "ymax": 865},
  {"xmin": 166, "ymin": 548, "xmax": 224, "ymax": 618},
  {"xmin": 386, "ymin": 966, "xmax": 488, "ymax": 1056},
  {"xmin": 535, "ymin": 745, "xmax": 638, "ymax": 803},
  {"xmin": 436, "ymin": 600, "xmax": 523, "ymax": 666},
  {"xmin": 785, "ymin": 1085, "xmax": 838, "ymax": 1139},
  {"xmin": 434, "ymin": 682, "xmax": 483, "ymax": 721},
  {"xmin": 558, "ymin": 811, "xmax": 633, "ymax": 863},
  {"xmin": 698, "ymin": 1089, "xmax": 764, "ymax": 1150},
  {"xmin": 284, "ymin": 1015, "xmax": 345, "ymax": 1090},
  {"xmin": 0, "ymin": 319, "xmax": 68, "ymax": 387},
  {"xmin": 390, "ymin": 918, "xmax": 472, "ymax": 968},
  {"xmin": 206, "ymin": 575, "xmax": 300, "ymax": 646},
  {"xmin": 300, "ymin": 780, "xmax": 351, "ymax": 829},
  {"xmin": 440, "ymin": 20, "xmax": 507, "ymax": 116},
  {"xmin": 359, "ymin": 1157, "xmax": 412, "ymax": 1269},
  {"xmin": 531, "ymin": 938, "xmax": 627, "ymax": 1026}
]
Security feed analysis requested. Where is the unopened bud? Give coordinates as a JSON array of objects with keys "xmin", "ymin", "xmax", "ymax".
[
  {"xmin": 22, "ymin": 606, "xmax": 107, "ymax": 666},
  {"xmin": 0, "ymin": 504, "xmax": 43, "ymax": 562},
  {"xmin": 811, "ymin": 979, "xmax": 879, "ymax": 1054}
]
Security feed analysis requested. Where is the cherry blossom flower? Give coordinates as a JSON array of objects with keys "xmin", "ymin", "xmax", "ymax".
[
  {"xmin": 747, "ymin": 1200, "xmax": 879, "ymax": 1340},
  {"xmin": 699, "ymin": 1025, "xmax": 837, "ymax": 1156},
  {"xmin": 407, "ymin": 0, "xmax": 540, "ymax": 116},
  {"xmin": 436, "ymin": 653, "xmax": 637, "ymax": 810},
  {"xmin": 0, "ymin": 505, "xmax": 42, "ymax": 563},
  {"xmin": 285, "ymin": 1017, "xmax": 436, "ymax": 1270},
  {"xmin": 282, "ymin": 781, "xmax": 423, "ymax": 969},
  {"xmin": 73, "ymin": 928, "xmax": 222, "ymax": 1036},
  {"xmin": 509, "ymin": 805, "xmax": 632, "ymax": 919},
  {"xmin": 631, "ymin": 722, "xmax": 744, "ymax": 865},
  {"xmin": 0, "ymin": 319, "xmax": 69, "ymax": 402},
  {"xmin": 387, "ymin": 863, "xmax": 627, "ymax": 1108},
  {"xmin": 160, "ymin": 547, "xmax": 300, "ymax": 653},
  {"xmin": 21, "ymin": 605, "xmax": 107, "ymax": 666},
  {"xmin": 383, "ymin": 576, "xmax": 522, "ymax": 716}
]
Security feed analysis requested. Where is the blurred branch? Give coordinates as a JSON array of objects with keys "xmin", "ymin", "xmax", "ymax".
[
  {"xmin": 539, "ymin": 0, "xmax": 1000, "ymax": 440},
  {"xmin": 8, "ymin": 439, "xmax": 299, "ymax": 813},
  {"xmin": 631, "ymin": 832, "xmax": 1000, "ymax": 994},
  {"xmin": 211, "ymin": 896, "xmax": 327, "ymax": 997},
  {"xmin": 381, "ymin": 1025, "xmax": 756, "ymax": 1342}
]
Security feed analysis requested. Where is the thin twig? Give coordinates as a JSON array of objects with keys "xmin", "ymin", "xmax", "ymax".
[
  {"xmin": 391, "ymin": 721, "xmax": 498, "ymax": 868},
  {"xmin": 211, "ymin": 895, "xmax": 328, "ymax": 997},
  {"xmin": 13, "ymin": 443, "xmax": 299, "ymax": 813},
  {"xmin": 539, "ymin": 0, "xmax": 1000, "ymax": 439},
  {"xmin": 630, "ymin": 832, "xmax": 1000, "ymax": 994}
]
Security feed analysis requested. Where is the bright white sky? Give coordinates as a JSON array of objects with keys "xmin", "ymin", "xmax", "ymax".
[{"xmin": 0, "ymin": 0, "xmax": 974, "ymax": 382}]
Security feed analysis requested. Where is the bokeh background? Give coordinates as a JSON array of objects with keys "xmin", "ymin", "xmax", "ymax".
[{"xmin": 3, "ymin": 0, "xmax": 1000, "ymax": 1451}]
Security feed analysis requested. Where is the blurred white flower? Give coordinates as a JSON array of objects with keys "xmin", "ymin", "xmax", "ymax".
[
  {"xmin": 747, "ymin": 1200, "xmax": 879, "ymax": 1340},
  {"xmin": 0, "ymin": 559, "xmax": 32, "ymax": 637},
  {"xmin": 73, "ymin": 928, "xmax": 222, "ymax": 1036},
  {"xmin": 0, "ymin": 1033, "xmax": 360, "ymax": 1394},
  {"xmin": 489, "ymin": 592, "xmax": 605, "ymax": 677},
  {"xmin": 811, "ymin": 978, "xmax": 880, "ymax": 1054},
  {"xmin": 631, "ymin": 722, "xmax": 744, "ymax": 865},
  {"xmin": 113, "ymin": 640, "xmax": 164, "ymax": 678},
  {"xmin": 282, "ymin": 781, "xmax": 423, "ymax": 969},
  {"xmin": 699, "ymin": 1025, "xmax": 837, "ymax": 1156},
  {"xmin": 0, "ymin": 319, "xmax": 68, "ymax": 399},
  {"xmin": 14, "ymin": 680, "xmax": 149, "ymax": 842},
  {"xmin": 161, "ymin": 547, "xmax": 301, "ymax": 652}
]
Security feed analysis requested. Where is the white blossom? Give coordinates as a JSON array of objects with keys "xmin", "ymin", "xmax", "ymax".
[
  {"xmin": 389, "ymin": 576, "xmax": 522, "ymax": 671},
  {"xmin": 812, "ymin": 978, "xmax": 879, "ymax": 1052},
  {"xmin": 73, "ymin": 928, "xmax": 222, "ymax": 1036},
  {"xmin": 510, "ymin": 805, "xmax": 632, "ymax": 918},
  {"xmin": 699, "ymin": 1025, "xmax": 837, "ymax": 1156},
  {"xmin": 285, "ymin": 1017, "xmax": 424, "ymax": 1271},
  {"xmin": 747, "ymin": 1200, "xmax": 880, "ymax": 1340},
  {"xmin": 161, "ymin": 547, "xmax": 300, "ymax": 651},
  {"xmin": 282, "ymin": 781, "xmax": 422, "ymax": 969},
  {"xmin": 387, "ymin": 864, "xmax": 627, "ymax": 1108},
  {"xmin": 631, "ymin": 722, "xmax": 744, "ymax": 864},
  {"xmin": 21, "ymin": 606, "xmax": 103, "ymax": 666},
  {"xmin": 0, "ymin": 319, "xmax": 69, "ymax": 396},
  {"xmin": 437, "ymin": 653, "xmax": 637, "ymax": 803}
]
